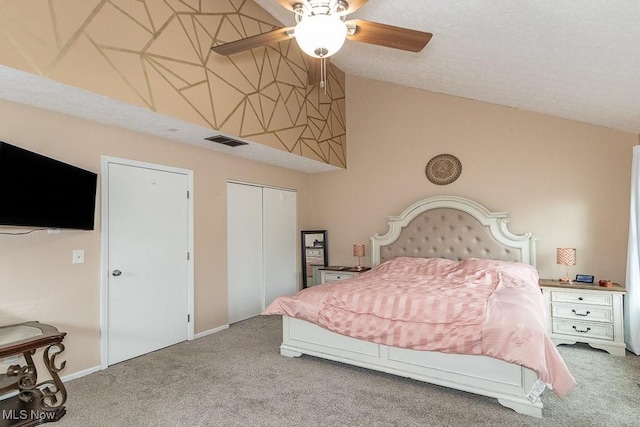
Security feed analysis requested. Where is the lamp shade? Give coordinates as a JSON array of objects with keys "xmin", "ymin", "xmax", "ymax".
[
  {"xmin": 353, "ymin": 244, "xmax": 365, "ymax": 258},
  {"xmin": 556, "ymin": 248, "xmax": 576, "ymax": 266},
  {"xmin": 294, "ymin": 14, "xmax": 347, "ymax": 58}
]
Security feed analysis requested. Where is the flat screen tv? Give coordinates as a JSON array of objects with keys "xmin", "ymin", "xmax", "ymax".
[{"xmin": 0, "ymin": 141, "xmax": 98, "ymax": 230}]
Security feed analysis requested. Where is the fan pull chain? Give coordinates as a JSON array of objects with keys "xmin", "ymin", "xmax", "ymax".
[{"xmin": 320, "ymin": 57, "xmax": 328, "ymax": 94}]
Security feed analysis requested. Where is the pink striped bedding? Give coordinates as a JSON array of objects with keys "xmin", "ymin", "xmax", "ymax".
[{"xmin": 263, "ymin": 257, "xmax": 576, "ymax": 397}]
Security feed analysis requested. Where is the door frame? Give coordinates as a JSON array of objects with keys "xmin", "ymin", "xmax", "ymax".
[{"xmin": 100, "ymin": 156, "xmax": 194, "ymax": 370}]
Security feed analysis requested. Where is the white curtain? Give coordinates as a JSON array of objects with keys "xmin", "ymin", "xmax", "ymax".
[{"xmin": 625, "ymin": 145, "xmax": 640, "ymax": 355}]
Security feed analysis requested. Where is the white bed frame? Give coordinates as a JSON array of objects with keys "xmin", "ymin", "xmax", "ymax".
[{"xmin": 279, "ymin": 196, "xmax": 543, "ymax": 417}]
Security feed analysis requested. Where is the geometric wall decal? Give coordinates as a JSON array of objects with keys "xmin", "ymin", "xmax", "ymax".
[{"xmin": 0, "ymin": 0, "xmax": 347, "ymax": 168}]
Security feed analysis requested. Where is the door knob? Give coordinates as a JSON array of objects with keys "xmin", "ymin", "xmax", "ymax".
[{"xmin": 112, "ymin": 269, "xmax": 122, "ymax": 276}]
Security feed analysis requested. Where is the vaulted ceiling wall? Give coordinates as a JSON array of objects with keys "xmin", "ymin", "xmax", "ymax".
[{"xmin": 0, "ymin": 0, "xmax": 347, "ymax": 167}]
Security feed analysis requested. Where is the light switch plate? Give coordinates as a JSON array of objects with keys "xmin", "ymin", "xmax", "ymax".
[{"xmin": 72, "ymin": 250, "xmax": 85, "ymax": 264}]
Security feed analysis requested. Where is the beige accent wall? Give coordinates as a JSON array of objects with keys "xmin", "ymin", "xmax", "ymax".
[
  {"xmin": 311, "ymin": 76, "xmax": 636, "ymax": 283},
  {"xmin": 0, "ymin": 0, "xmax": 346, "ymax": 166},
  {"xmin": 0, "ymin": 98, "xmax": 312, "ymax": 375}
]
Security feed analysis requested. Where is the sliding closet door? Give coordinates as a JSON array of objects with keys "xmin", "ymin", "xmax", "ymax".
[
  {"xmin": 263, "ymin": 188, "xmax": 297, "ymax": 306},
  {"xmin": 227, "ymin": 183, "xmax": 263, "ymax": 324},
  {"xmin": 227, "ymin": 182, "xmax": 297, "ymax": 324}
]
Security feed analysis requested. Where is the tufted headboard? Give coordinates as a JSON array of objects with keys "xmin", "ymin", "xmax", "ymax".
[{"xmin": 371, "ymin": 196, "xmax": 537, "ymax": 267}]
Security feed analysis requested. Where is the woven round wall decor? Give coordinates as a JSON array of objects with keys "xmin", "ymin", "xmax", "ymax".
[{"xmin": 425, "ymin": 154, "xmax": 462, "ymax": 185}]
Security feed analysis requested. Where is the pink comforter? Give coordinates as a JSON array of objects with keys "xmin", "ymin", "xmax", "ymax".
[{"xmin": 263, "ymin": 257, "xmax": 576, "ymax": 397}]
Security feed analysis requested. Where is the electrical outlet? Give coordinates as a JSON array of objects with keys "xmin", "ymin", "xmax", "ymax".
[{"xmin": 72, "ymin": 250, "xmax": 85, "ymax": 264}]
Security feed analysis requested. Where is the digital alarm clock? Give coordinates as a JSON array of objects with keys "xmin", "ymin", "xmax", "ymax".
[{"xmin": 575, "ymin": 274, "xmax": 594, "ymax": 283}]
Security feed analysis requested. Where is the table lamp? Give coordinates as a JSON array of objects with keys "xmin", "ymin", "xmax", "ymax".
[
  {"xmin": 353, "ymin": 244, "xmax": 365, "ymax": 271},
  {"xmin": 556, "ymin": 248, "xmax": 576, "ymax": 283}
]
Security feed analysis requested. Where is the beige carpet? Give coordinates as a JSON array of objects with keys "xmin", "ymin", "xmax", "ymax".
[{"xmin": 56, "ymin": 315, "xmax": 640, "ymax": 426}]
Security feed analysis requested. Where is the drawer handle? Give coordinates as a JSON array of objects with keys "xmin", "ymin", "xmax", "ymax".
[
  {"xmin": 572, "ymin": 326, "xmax": 591, "ymax": 333},
  {"xmin": 571, "ymin": 309, "xmax": 591, "ymax": 317},
  {"xmin": 578, "ymin": 297, "xmax": 584, "ymax": 301}
]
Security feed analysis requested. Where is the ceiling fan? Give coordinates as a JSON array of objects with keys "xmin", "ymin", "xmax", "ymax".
[{"xmin": 210, "ymin": 0, "xmax": 433, "ymax": 86}]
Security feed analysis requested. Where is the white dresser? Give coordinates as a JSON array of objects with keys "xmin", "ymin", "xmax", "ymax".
[
  {"xmin": 539, "ymin": 280, "xmax": 627, "ymax": 356},
  {"xmin": 319, "ymin": 267, "xmax": 370, "ymax": 284}
]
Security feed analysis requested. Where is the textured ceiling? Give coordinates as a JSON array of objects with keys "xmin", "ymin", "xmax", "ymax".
[{"xmin": 256, "ymin": 0, "xmax": 640, "ymax": 134}]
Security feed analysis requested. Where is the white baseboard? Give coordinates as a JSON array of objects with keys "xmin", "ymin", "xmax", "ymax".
[
  {"xmin": 61, "ymin": 365, "xmax": 101, "ymax": 382},
  {"xmin": 0, "ymin": 365, "xmax": 100, "ymax": 401},
  {"xmin": 194, "ymin": 324, "xmax": 229, "ymax": 339}
]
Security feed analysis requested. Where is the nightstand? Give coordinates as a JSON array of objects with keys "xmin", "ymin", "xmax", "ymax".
[
  {"xmin": 319, "ymin": 266, "xmax": 371, "ymax": 284},
  {"xmin": 539, "ymin": 279, "xmax": 627, "ymax": 356}
]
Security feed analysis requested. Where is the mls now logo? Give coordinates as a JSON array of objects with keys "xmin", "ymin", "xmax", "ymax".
[{"xmin": 2, "ymin": 409, "xmax": 57, "ymax": 421}]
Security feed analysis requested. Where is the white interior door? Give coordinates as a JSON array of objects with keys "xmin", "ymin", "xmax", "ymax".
[
  {"xmin": 263, "ymin": 188, "xmax": 297, "ymax": 306},
  {"xmin": 107, "ymin": 162, "xmax": 189, "ymax": 365},
  {"xmin": 227, "ymin": 183, "xmax": 263, "ymax": 324}
]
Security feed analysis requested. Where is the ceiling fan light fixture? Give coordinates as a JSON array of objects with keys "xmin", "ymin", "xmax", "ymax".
[{"xmin": 294, "ymin": 14, "xmax": 347, "ymax": 58}]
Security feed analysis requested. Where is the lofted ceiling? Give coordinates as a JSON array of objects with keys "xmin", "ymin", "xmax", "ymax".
[{"xmin": 255, "ymin": 0, "xmax": 640, "ymax": 134}]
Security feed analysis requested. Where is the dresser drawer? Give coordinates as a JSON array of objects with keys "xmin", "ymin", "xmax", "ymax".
[
  {"xmin": 323, "ymin": 272, "xmax": 356, "ymax": 282},
  {"xmin": 551, "ymin": 303, "xmax": 613, "ymax": 323},
  {"xmin": 550, "ymin": 290, "xmax": 612, "ymax": 306},
  {"xmin": 305, "ymin": 248, "xmax": 323, "ymax": 257},
  {"xmin": 552, "ymin": 319, "xmax": 614, "ymax": 341},
  {"xmin": 540, "ymin": 280, "xmax": 627, "ymax": 356}
]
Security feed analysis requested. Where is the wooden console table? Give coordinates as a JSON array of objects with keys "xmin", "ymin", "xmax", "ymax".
[{"xmin": 0, "ymin": 322, "xmax": 67, "ymax": 427}]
